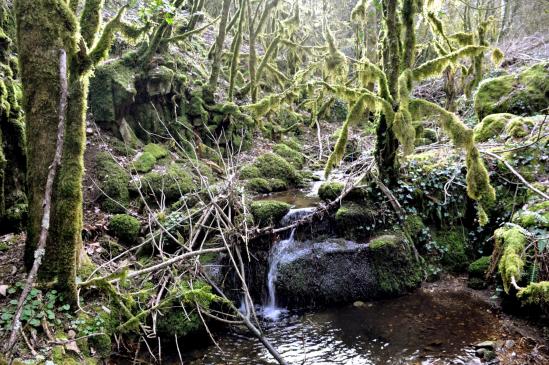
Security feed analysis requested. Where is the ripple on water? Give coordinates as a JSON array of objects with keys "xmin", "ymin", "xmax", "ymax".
[{"xmin": 181, "ymin": 289, "xmax": 503, "ymax": 365}]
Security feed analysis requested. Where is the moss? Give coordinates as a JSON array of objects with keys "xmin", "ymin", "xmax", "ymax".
[
  {"xmin": 517, "ymin": 281, "xmax": 549, "ymax": 306},
  {"xmin": 318, "ymin": 181, "xmax": 344, "ymax": 202},
  {"xmin": 273, "ymin": 143, "xmax": 304, "ymax": 168},
  {"xmin": 281, "ymin": 137, "xmax": 301, "ymax": 152},
  {"xmin": 404, "ymin": 215, "xmax": 424, "ymax": 237},
  {"xmin": 432, "ymin": 228, "xmax": 470, "ymax": 272},
  {"xmin": 132, "ymin": 151, "xmax": 157, "ymax": 173},
  {"xmin": 254, "ymin": 153, "xmax": 301, "ymax": 186},
  {"xmin": 108, "ymin": 214, "xmax": 140, "ymax": 244},
  {"xmin": 369, "ymin": 233, "xmax": 422, "ymax": 295},
  {"xmin": 468, "ymin": 256, "xmax": 491, "ymax": 278},
  {"xmin": 473, "ymin": 113, "xmax": 514, "ymax": 142},
  {"xmin": 335, "ymin": 202, "xmax": 376, "ymax": 240},
  {"xmin": 156, "ymin": 307, "xmax": 202, "ymax": 337},
  {"xmin": 250, "ymin": 200, "xmax": 291, "ymax": 227},
  {"xmin": 136, "ymin": 163, "xmax": 196, "ymax": 203},
  {"xmin": 512, "ymin": 201, "xmax": 549, "ymax": 228},
  {"xmin": 143, "ymin": 143, "xmax": 168, "ymax": 159},
  {"xmin": 88, "ymin": 333, "xmax": 111, "ymax": 358},
  {"xmin": 474, "ymin": 62, "xmax": 549, "ymax": 120},
  {"xmin": 245, "ymin": 178, "xmax": 272, "ymax": 194},
  {"xmin": 495, "ymin": 227, "xmax": 527, "ymax": 293},
  {"xmin": 95, "ymin": 152, "xmax": 129, "ymax": 213}
]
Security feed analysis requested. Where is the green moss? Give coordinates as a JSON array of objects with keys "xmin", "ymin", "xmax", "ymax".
[
  {"xmin": 245, "ymin": 178, "xmax": 272, "ymax": 194},
  {"xmin": 132, "ymin": 151, "xmax": 157, "ymax": 173},
  {"xmin": 273, "ymin": 143, "xmax": 304, "ymax": 168},
  {"xmin": 318, "ymin": 181, "xmax": 344, "ymax": 202},
  {"xmin": 254, "ymin": 153, "xmax": 301, "ymax": 186},
  {"xmin": 136, "ymin": 164, "xmax": 196, "ymax": 203},
  {"xmin": 0, "ymin": 242, "xmax": 8, "ymax": 251},
  {"xmin": 88, "ymin": 333, "xmax": 111, "ymax": 358},
  {"xmin": 108, "ymin": 214, "xmax": 140, "ymax": 244},
  {"xmin": 250, "ymin": 200, "xmax": 291, "ymax": 227},
  {"xmin": 156, "ymin": 307, "xmax": 201, "ymax": 337},
  {"xmin": 517, "ymin": 281, "xmax": 549, "ymax": 306},
  {"xmin": 506, "ymin": 117, "xmax": 534, "ymax": 138},
  {"xmin": 404, "ymin": 215, "xmax": 424, "ymax": 237},
  {"xmin": 473, "ymin": 113, "xmax": 514, "ymax": 142},
  {"xmin": 432, "ymin": 228, "xmax": 470, "ymax": 272},
  {"xmin": 143, "ymin": 143, "xmax": 168, "ymax": 159},
  {"xmin": 474, "ymin": 62, "xmax": 549, "ymax": 120},
  {"xmin": 468, "ymin": 256, "xmax": 491, "ymax": 277},
  {"xmin": 335, "ymin": 202, "xmax": 375, "ymax": 240},
  {"xmin": 240, "ymin": 164, "xmax": 260, "ymax": 179},
  {"xmin": 281, "ymin": 137, "xmax": 301, "ymax": 152},
  {"xmin": 95, "ymin": 152, "xmax": 129, "ymax": 213},
  {"xmin": 369, "ymin": 233, "xmax": 422, "ymax": 295},
  {"xmin": 495, "ymin": 227, "xmax": 527, "ymax": 293}
]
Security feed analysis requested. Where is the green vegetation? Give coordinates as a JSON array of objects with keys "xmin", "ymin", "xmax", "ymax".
[
  {"xmin": 108, "ymin": 214, "xmax": 140, "ymax": 244},
  {"xmin": 318, "ymin": 181, "xmax": 344, "ymax": 202},
  {"xmin": 250, "ymin": 200, "xmax": 291, "ymax": 227},
  {"xmin": 95, "ymin": 152, "xmax": 130, "ymax": 213}
]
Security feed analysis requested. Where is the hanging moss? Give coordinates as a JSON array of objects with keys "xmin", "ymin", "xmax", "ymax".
[
  {"xmin": 323, "ymin": 28, "xmax": 348, "ymax": 83},
  {"xmin": 495, "ymin": 226, "xmax": 527, "ymax": 294}
]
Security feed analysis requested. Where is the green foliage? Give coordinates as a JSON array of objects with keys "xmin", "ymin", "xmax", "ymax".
[
  {"xmin": 323, "ymin": 28, "xmax": 348, "ymax": 83},
  {"xmin": 0, "ymin": 286, "xmax": 71, "ymax": 333},
  {"xmin": 431, "ymin": 228, "xmax": 470, "ymax": 272},
  {"xmin": 318, "ymin": 181, "xmax": 344, "ymax": 202},
  {"xmin": 250, "ymin": 200, "xmax": 291, "ymax": 227},
  {"xmin": 240, "ymin": 164, "xmax": 261, "ymax": 179},
  {"xmin": 108, "ymin": 214, "xmax": 140, "ymax": 244},
  {"xmin": 517, "ymin": 281, "xmax": 549, "ymax": 306}
]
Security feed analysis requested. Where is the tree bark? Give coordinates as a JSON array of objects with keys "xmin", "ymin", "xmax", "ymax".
[{"xmin": 207, "ymin": 0, "xmax": 232, "ymax": 96}]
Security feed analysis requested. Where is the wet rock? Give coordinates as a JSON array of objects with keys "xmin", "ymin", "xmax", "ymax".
[
  {"xmin": 353, "ymin": 301, "xmax": 366, "ymax": 308},
  {"xmin": 475, "ymin": 340, "xmax": 496, "ymax": 350}
]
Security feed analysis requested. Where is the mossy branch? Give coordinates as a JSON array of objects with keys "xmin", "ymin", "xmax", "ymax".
[
  {"xmin": 412, "ymin": 45, "xmax": 487, "ymax": 81},
  {"xmin": 88, "ymin": 4, "xmax": 129, "ymax": 67},
  {"xmin": 162, "ymin": 16, "xmax": 221, "ymax": 44},
  {"xmin": 80, "ymin": 0, "xmax": 104, "ymax": 48}
]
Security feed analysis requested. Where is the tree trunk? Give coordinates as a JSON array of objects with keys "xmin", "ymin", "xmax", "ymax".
[
  {"xmin": 207, "ymin": 0, "xmax": 232, "ymax": 97},
  {"xmin": 17, "ymin": 0, "xmax": 82, "ymax": 302}
]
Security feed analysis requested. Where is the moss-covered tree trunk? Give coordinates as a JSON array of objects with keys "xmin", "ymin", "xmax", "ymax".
[
  {"xmin": 375, "ymin": 0, "xmax": 401, "ymax": 184},
  {"xmin": 207, "ymin": 0, "xmax": 232, "ymax": 97}
]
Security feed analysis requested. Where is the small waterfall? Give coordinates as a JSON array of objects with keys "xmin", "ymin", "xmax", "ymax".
[
  {"xmin": 280, "ymin": 207, "xmax": 316, "ymax": 226},
  {"xmin": 263, "ymin": 228, "xmax": 296, "ymax": 320}
]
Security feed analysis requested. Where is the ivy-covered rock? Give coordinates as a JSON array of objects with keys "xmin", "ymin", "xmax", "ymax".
[
  {"xmin": 474, "ymin": 62, "xmax": 549, "ymax": 120},
  {"xmin": 318, "ymin": 181, "xmax": 344, "ymax": 202},
  {"xmin": 250, "ymin": 200, "xmax": 291, "ymax": 227},
  {"xmin": 95, "ymin": 152, "xmax": 130, "ymax": 213},
  {"xmin": 108, "ymin": 214, "xmax": 140, "ymax": 244}
]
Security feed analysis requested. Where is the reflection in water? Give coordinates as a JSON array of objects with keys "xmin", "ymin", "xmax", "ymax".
[{"xmin": 182, "ymin": 289, "xmax": 501, "ymax": 364}]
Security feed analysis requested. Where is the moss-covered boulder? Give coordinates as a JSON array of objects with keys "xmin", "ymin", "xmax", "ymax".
[
  {"xmin": 512, "ymin": 200, "xmax": 549, "ymax": 228},
  {"xmin": 132, "ymin": 152, "xmax": 157, "ymax": 173},
  {"xmin": 134, "ymin": 163, "xmax": 195, "ymax": 203},
  {"xmin": 335, "ymin": 202, "xmax": 376, "ymax": 240},
  {"xmin": 240, "ymin": 164, "xmax": 261, "ymax": 179},
  {"xmin": 474, "ymin": 113, "xmax": 536, "ymax": 142},
  {"xmin": 108, "ymin": 214, "xmax": 140, "ymax": 244},
  {"xmin": 474, "ymin": 62, "xmax": 549, "ymax": 120},
  {"xmin": 254, "ymin": 152, "xmax": 302, "ymax": 186},
  {"xmin": 245, "ymin": 178, "xmax": 272, "ymax": 194},
  {"xmin": 273, "ymin": 143, "xmax": 304, "ymax": 168},
  {"xmin": 274, "ymin": 232, "xmax": 421, "ymax": 307},
  {"xmin": 468, "ymin": 255, "xmax": 491, "ymax": 289},
  {"xmin": 250, "ymin": 200, "xmax": 291, "ymax": 227},
  {"xmin": 369, "ymin": 233, "xmax": 423, "ymax": 296},
  {"xmin": 318, "ymin": 181, "xmax": 344, "ymax": 202},
  {"xmin": 143, "ymin": 143, "xmax": 168, "ymax": 159},
  {"xmin": 95, "ymin": 152, "xmax": 130, "ymax": 213}
]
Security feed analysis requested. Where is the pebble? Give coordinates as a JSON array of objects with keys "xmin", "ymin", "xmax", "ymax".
[
  {"xmin": 353, "ymin": 301, "xmax": 366, "ymax": 308},
  {"xmin": 475, "ymin": 340, "xmax": 496, "ymax": 349}
]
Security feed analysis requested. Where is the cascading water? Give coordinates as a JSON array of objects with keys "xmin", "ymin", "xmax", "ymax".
[{"xmin": 263, "ymin": 227, "xmax": 296, "ymax": 320}]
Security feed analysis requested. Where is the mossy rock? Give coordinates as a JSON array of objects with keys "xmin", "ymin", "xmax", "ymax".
[
  {"xmin": 506, "ymin": 117, "xmax": 535, "ymax": 138},
  {"xmin": 95, "ymin": 152, "xmax": 130, "ymax": 213},
  {"xmin": 132, "ymin": 151, "xmax": 157, "ymax": 173},
  {"xmin": 250, "ymin": 200, "xmax": 291, "ymax": 227},
  {"xmin": 143, "ymin": 143, "xmax": 168, "ymax": 159},
  {"xmin": 135, "ymin": 163, "xmax": 196, "ymax": 203},
  {"xmin": 88, "ymin": 333, "xmax": 112, "ymax": 359},
  {"xmin": 474, "ymin": 62, "xmax": 549, "ymax": 120},
  {"xmin": 500, "ymin": 141, "xmax": 547, "ymax": 182},
  {"xmin": 240, "ymin": 164, "xmax": 260, "ymax": 179},
  {"xmin": 404, "ymin": 215, "xmax": 425, "ymax": 237},
  {"xmin": 269, "ymin": 178, "xmax": 288, "ymax": 192},
  {"xmin": 369, "ymin": 233, "xmax": 422, "ymax": 296},
  {"xmin": 473, "ymin": 113, "xmax": 515, "ymax": 142},
  {"xmin": 156, "ymin": 307, "xmax": 202, "ymax": 338},
  {"xmin": 254, "ymin": 153, "xmax": 301, "ymax": 186},
  {"xmin": 335, "ymin": 202, "xmax": 376, "ymax": 240},
  {"xmin": 108, "ymin": 214, "xmax": 140, "ymax": 244},
  {"xmin": 318, "ymin": 181, "xmax": 344, "ymax": 202},
  {"xmin": 431, "ymin": 228, "xmax": 470, "ymax": 272},
  {"xmin": 468, "ymin": 256, "xmax": 491, "ymax": 278},
  {"xmin": 281, "ymin": 137, "xmax": 301, "ymax": 152},
  {"xmin": 273, "ymin": 143, "xmax": 304, "ymax": 168},
  {"xmin": 245, "ymin": 178, "xmax": 272, "ymax": 194},
  {"xmin": 512, "ymin": 200, "xmax": 549, "ymax": 228}
]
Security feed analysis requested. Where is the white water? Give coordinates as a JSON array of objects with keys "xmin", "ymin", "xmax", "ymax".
[{"xmin": 263, "ymin": 228, "xmax": 296, "ymax": 320}]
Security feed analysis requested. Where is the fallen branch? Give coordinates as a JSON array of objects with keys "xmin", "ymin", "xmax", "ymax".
[{"xmin": 481, "ymin": 150, "xmax": 549, "ymax": 200}]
